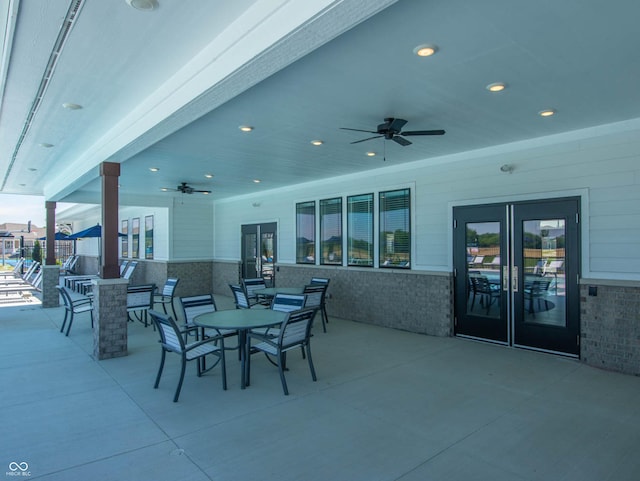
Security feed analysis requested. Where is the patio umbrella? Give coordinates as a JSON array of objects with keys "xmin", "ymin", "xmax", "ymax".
[
  {"xmin": 66, "ymin": 224, "xmax": 126, "ymax": 239},
  {"xmin": 66, "ymin": 224, "xmax": 126, "ymax": 266},
  {"xmin": 38, "ymin": 232, "xmax": 72, "ymax": 240}
]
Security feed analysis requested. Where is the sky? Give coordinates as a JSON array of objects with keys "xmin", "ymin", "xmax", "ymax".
[{"xmin": 0, "ymin": 194, "xmax": 48, "ymax": 227}]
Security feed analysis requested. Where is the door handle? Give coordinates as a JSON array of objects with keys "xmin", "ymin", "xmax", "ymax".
[
  {"xmin": 512, "ymin": 266, "xmax": 519, "ymax": 292},
  {"xmin": 502, "ymin": 266, "xmax": 509, "ymax": 291}
]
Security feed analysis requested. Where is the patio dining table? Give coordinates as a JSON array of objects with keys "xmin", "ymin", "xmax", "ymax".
[
  {"xmin": 254, "ymin": 286, "xmax": 304, "ymax": 298},
  {"xmin": 193, "ymin": 309, "xmax": 286, "ymax": 389}
]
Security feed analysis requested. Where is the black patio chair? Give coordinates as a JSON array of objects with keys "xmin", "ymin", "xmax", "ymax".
[
  {"xmin": 247, "ymin": 307, "xmax": 318, "ymax": 395},
  {"xmin": 148, "ymin": 309, "xmax": 226, "ymax": 402}
]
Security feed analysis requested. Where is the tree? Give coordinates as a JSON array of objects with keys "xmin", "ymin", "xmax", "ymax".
[{"xmin": 32, "ymin": 240, "xmax": 42, "ymax": 264}]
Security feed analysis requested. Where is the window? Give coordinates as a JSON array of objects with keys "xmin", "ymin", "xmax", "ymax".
[
  {"xmin": 379, "ymin": 188, "xmax": 410, "ymax": 268},
  {"xmin": 296, "ymin": 201, "xmax": 316, "ymax": 264},
  {"xmin": 144, "ymin": 215, "xmax": 154, "ymax": 260},
  {"xmin": 347, "ymin": 193, "xmax": 373, "ymax": 266},
  {"xmin": 131, "ymin": 218, "xmax": 140, "ymax": 259},
  {"xmin": 320, "ymin": 197, "xmax": 342, "ymax": 265},
  {"xmin": 121, "ymin": 220, "xmax": 128, "ymax": 258}
]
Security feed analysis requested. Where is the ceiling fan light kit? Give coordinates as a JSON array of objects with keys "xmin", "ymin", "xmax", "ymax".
[
  {"xmin": 163, "ymin": 182, "xmax": 211, "ymax": 195},
  {"xmin": 340, "ymin": 117, "xmax": 445, "ymax": 147}
]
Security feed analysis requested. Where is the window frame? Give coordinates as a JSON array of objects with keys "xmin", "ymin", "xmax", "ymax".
[
  {"xmin": 379, "ymin": 188, "xmax": 411, "ymax": 269},
  {"xmin": 347, "ymin": 193, "xmax": 374, "ymax": 267},
  {"xmin": 319, "ymin": 197, "xmax": 343, "ymax": 266},
  {"xmin": 296, "ymin": 201, "xmax": 316, "ymax": 264}
]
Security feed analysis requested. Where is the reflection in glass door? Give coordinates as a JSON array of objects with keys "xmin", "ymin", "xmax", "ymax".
[
  {"xmin": 454, "ymin": 198, "xmax": 580, "ymax": 356},
  {"xmin": 241, "ymin": 223, "xmax": 277, "ymax": 285}
]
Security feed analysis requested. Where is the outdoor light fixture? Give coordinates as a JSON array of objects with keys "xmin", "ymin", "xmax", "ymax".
[
  {"xmin": 413, "ymin": 44, "xmax": 438, "ymax": 57},
  {"xmin": 126, "ymin": 0, "xmax": 158, "ymax": 11},
  {"xmin": 486, "ymin": 82, "xmax": 506, "ymax": 92}
]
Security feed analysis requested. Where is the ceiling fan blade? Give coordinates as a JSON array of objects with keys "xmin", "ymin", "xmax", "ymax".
[
  {"xmin": 392, "ymin": 135, "xmax": 412, "ymax": 146},
  {"xmin": 351, "ymin": 135, "xmax": 383, "ymax": 144},
  {"xmin": 400, "ymin": 129, "xmax": 446, "ymax": 136},
  {"xmin": 386, "ymin": 118, "xmax": 407, "ymax": 132},
  {"xmin": 340, "ymin": 127, "xmax": 378, "ymax": 134}
]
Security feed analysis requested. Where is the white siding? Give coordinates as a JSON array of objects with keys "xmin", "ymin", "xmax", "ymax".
[{"xmin": 213, "ymin": 121, "xmax": 640, "ymax": 281}]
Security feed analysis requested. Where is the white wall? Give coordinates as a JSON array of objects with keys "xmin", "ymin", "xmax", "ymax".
[
  {"xmin": 171, "ymin": 198, "xmax": 214, "ymax": 260},
  {"xmin": 213, "ymin": 119, "xmax": 640, "ymax": 281},
  {"xmin": 119, "ymin": 205, "xmax": 169, "ymax": 260}
]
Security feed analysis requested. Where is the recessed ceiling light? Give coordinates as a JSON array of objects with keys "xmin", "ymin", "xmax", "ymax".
[
  {"xmin": 39, "ymin": 143, "xmax": 54, "ymax": 148},
  {"xmin": 125, "ymin": 0, "xmax": 158, "ymax": 11},
  {"xmin": 486, "ymin": 82, "xmax": 506, "ymax": 92},
  {"xmin": 366, "ymin": 152, "xmax": 376, "ymax": 157},
  {"xmin": 62, "ymin": 102, "xmax": 82, "ymax": 110},
  {"xmin": 149, "ymin": 167, "xmax": 159, "ymax": 172},
  {"xmin": 413, "ymin": 44, "xmax": 438, "ymax": 57},
  {"xmin": 204, "ymin": 173, "xmax": 214, "ymax": 179},
  {"xmin": 311, "ymin": 140, "xmax": 323, "ymax": 146},
  {"xmin": 160, "ymin": 187, "xmax": 169, "ymax": 192},
  {"xmin": 239, "ymin": 125, "xmax": 253, "ymax": 132},
  {"xmin": 201, "ymin": 191, "xmax": 210, "ymax": 195},
  {"xmin": 253, "ymin": 179, "xmax": 261, "ymax": 183},
  {"xmin": 539, "ymin": 109, "xmax": 556, "ymax": 117}
]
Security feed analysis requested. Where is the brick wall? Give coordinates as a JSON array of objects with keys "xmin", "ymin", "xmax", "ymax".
[
  {"xmin": 580, "ymin": 281, "xmax": 640, "ymax": 375},
  {"xmin": 269, "ymin": 264, "xmax": 453, "ymax": 337}
]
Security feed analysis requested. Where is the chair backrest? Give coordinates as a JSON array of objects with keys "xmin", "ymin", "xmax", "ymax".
[
  {"xmin": 32, "ymin": 270, "xmax": 43, "ymax": 289},
  {"xmin": 22, "ymin": 261, "xmax": 39, "ymax": 281},
  {"xmin": 161, "ymin": 277, "xmax": 180, "ymax": 297},
  {"xmin": 149, "ymin": 310, "xmax": 185, "ymax": 354},
  {"xmin": 302, "ymin": 284, "xmax": 326, "ymax": 309},
  {"xmin": 470, "ymin": 275, "xmax": 493, "ymax": 294},
  {"xmin": 56, "ymin": 285, "xmax": 72, "ymax": 309},
  {"xmin": 278, "ymin": 307, "xmax": 317, "ymax": 350},
  {"xmin": 122, "ymin": 260, "xmax": 138, "ymax": 280},
  {"xmin": 12, "ymin": 257, "xmax": 25, "ymax": 273},
  {"xmin": 271, "ymin": 293, "xmax": 306, "ymax": 313},
  {"xmin": 229, "ymin": 284, "xmax": 251, "ymax": 309},
  {"xmin": 180, "ymin": 294, "xmax": 216, "ymax": 327},
  {"xmin": 310, "ymin": 277, "xmax": 330, "ymax": 286},
  {"xmin": 127, "ymin": 284, "xmax": 155, "ymax": 310},
  {"xmin": 242, "ymin": 277, "xmax": 266, "ymax": 300}
]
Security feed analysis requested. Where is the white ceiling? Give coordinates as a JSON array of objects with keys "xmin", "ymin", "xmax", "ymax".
[{"xmin": 2, "ymin": 0, "xmax": 640, "ymax": 206}]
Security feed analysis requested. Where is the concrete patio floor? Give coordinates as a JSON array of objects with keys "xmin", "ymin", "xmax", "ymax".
[{"xmin": 1, "ymin": 294, "xmax": 640, "ymax": 480}]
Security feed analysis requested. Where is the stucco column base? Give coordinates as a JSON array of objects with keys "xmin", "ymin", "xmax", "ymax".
[
  {"xmin": 41, "ymin": 265, "xmax": 60, "ymax": 308},
  {"xmin": 92, "ymin": 278, "xmax": 129, "ymax": 360}
]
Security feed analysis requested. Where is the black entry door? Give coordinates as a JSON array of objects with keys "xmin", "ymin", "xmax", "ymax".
[
  {"xmin": 241, "ymin": 223, "xmax": 277, "ymax": 285},
  {"xmin": 453, "ymin": 204, "xmax": 508, "ymax": 343},
  {"xmin": 453, "ymin": 198, "xmax": 580, "ymax": 356},
  {"xmin": 512, "ymin": 199, "xmax": 580, "ymax": 355}
]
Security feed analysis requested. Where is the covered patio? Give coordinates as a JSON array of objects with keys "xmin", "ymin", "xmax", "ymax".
[{"xmin": 2, "ymin": 295, "xmax": 639, "ymax": 481}]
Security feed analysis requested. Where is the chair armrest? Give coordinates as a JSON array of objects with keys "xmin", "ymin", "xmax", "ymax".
[{"xmin": 185, "ymin": 335, "xmax": 225, "ymax": 352}]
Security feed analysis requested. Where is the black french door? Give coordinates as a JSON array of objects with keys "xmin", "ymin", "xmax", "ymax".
[
  {"xmin": 241, "ymin": 223, "xmax": 277, "ymax": 285},
  {"xmin": 453, "ymin": 198, "xmax": 580, "ymax": 356}
]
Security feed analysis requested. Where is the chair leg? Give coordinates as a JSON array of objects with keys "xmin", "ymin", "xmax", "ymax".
[
  {"xmin": 154, "ymin": 350, "xmax": 166, "ymax": 389},
  {"xmin": 65, "ymin": 312, "xmax": 75, "ymax": 336},
  {"xmin": 60, "ymin": 310, "xmax": 69, "ymax": 333},
  {"xmin": 220, "ymin": 351, "xmax": 227, "ymax": 391},
  {"xmin": 277, "ymin": 352, "xmax": 289, "ymax": 395},
  {"xmin": 306, "ymin": 343, "xmax": 317, "ymax": 382},
  {"xmin": 174, "ymin": 355, "xmax": 187, "ymax": 402}
]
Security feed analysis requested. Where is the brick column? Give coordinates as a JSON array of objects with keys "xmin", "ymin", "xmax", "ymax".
[
  {"xmin": 92, "ymin": 278, "xmax": 128, "ymax": 360},
  {"xmin": 41, "ymin": 265, "xmax": 60, "ymax": 308},
  {"xmin": 41, "ymin": 201, "xmax": 59, "ymax": 307}
]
